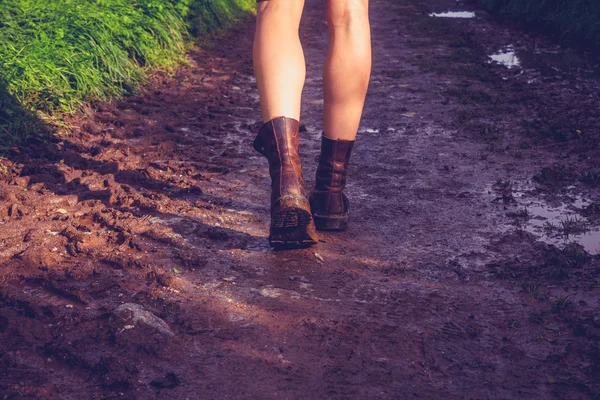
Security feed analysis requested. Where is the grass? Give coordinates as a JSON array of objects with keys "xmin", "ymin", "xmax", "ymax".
[
  {"xmin": 474, "ymin": 0, "xmax": 600, "ymax": 52},
  {"xmin": 0, "ymin": 0, "xmax": 254, "ymax": 154},
  {"xmin": 0, "ymin": 0, "xmax": 188, "ymax": 114},
  {"xmin": 543, "ymin": 216, "xmax": 589, "ymax": 237},
  {"xmin": 174, "ymin": 0, "xmax": 254, "ymax": 37},
  {"xmin": 0, "ymin": 78, "xmax": 54, "ymax": 151},
  {"xmin": 533, "ymin": 164, "xmax": 570, "ymax": 186},
  {"xmin": 543, "ymin": 243, "xmax": 590, "ymax": 279}
]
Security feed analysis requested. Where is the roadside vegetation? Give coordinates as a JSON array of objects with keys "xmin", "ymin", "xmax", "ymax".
[
  {"xmin": 0, "ymin": 0, "xmax": 254, "ymax": 153},
  {"xmin": 475, "ymin": 0, "xmax": 600, "ymax": 51}
]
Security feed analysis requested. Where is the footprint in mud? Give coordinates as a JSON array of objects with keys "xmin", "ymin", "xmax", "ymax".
[
  {"xmin": 351, "ymin": 285, "xmax": 380, "ymax": 303},
  {"xmin": 338, "ymin": 283, "xmax": 405, "ymax": 305},
  {"xmin": 146, "ymin": 213, "xmax": 260, "ymax": 250},
  {"xmin": 439, "ymin": 321, "xmax": 467, "ymax": 339},
  {"xmin": 488, "ymin": 181, "xmax": 600, "ymax": 253}
]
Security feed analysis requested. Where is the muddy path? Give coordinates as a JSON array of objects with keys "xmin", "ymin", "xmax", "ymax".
[{"xmin": 1, "ymin": 0, "xmax": 599, "ymax": 398}]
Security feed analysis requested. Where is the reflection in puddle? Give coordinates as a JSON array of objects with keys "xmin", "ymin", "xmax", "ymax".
[
  {"xmin": 488, "ymin": 45, "xmax": 521, "ymax": 69},
  {"xmin": 428, "ymin": 11, "xmax": 476, "ymax": 18},
  {"xmin": 524, "ymin": 197, "xmax": 600, "ymax": 254},
  {"xmin": 489, "ymin": 182, "xmax": 600, "ymax": 254},
  {"xmin": 358, "ymin": 128, "xmax": 380, "ymax": 134},
  {"xmin": 489, "ymin": 45, "xmax": 590, "ymax": 73}
]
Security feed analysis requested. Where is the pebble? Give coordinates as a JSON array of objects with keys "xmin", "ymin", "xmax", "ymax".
[{"xmin": 114, "ymin": 303, "xmax": 174, "ymax": 337}]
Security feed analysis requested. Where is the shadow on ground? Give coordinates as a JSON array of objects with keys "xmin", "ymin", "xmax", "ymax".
[{"xmin": 0, "ymin": 79, "xmax": 55, "ymax": 156}]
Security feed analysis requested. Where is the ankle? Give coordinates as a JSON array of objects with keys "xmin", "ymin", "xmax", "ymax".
[{"xmin": 322, "ymin": 132, "xmax": 356, "ymax": 142}]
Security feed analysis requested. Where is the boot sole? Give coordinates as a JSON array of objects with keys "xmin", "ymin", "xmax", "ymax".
[
  {"xmin": 270, "ymin": 208, "xmax": 318, "ymax": 248},
  {"xmin": 313, "ymin": 213, "xmax": 348, "ymax": 231}
]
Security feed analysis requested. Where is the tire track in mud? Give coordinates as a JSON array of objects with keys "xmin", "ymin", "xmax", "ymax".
[{"xmin": 1, "ymin": 0, "xmax": 599, "ymax": 398}]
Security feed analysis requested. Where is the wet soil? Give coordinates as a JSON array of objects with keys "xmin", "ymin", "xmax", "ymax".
[{"xmin": 1, "ymin": 0, "xmax": 600, "ymax": 398}]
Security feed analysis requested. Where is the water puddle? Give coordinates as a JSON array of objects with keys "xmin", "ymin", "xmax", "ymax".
[
  {"xmin": 488, "ymin": 46, "xmax": 590, "ymax": 73},
  {"xmin": 524, "ymin": 197, "xmax": 600, "ymax": 254},
  {"xmin": 358, "ymin": 127, "xmax": 380, "ymax": 134},
  {"xmin": 428, "ymin": 11, "xmax": 475, "ymax": 18},
  {"xmin": 488, "ymin": 181, "xmax": 600, "ymax": 254},
  {"xmin": 488, "ymin": 45, "xmax": 521, "ymax": 69}
]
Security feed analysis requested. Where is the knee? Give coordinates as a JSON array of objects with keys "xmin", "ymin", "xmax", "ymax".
[{"xmin": 326, "ymin": 0, "xmax": 369, "ymax": 29}]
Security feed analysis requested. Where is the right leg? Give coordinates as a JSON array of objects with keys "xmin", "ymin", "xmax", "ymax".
[
  {"xmin": 310, "ymin": 0, "xmax": 371, "ymax": 231},
  {"xmin": 323, "ymin": 0, "xmax": 371, "ymax": 140}
]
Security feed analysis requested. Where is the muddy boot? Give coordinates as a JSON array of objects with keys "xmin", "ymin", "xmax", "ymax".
[
  {"xmin": 309, "ymin": 134, "xmax": 355, "ymax": 231},
  {"xmin": 253, "ymin": 117, "xmax": 318, "ymax": 248}
]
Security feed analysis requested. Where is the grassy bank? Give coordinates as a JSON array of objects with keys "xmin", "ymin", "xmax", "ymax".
[
  {"xmin": 173, "ymin": 0, "xmax": 255, "ymax": 37},
  {"xmin": 0, "ymin": 0, "xmax": 254, "ymax": 152},
  {"xmin": 475, "ymin": 0, "xmax": 600, "ymax": 51}
]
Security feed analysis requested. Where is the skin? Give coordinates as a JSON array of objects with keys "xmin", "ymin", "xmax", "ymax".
[{"xmin": 253, "ymin": 0, "xmax": 371, "ymax": 141}]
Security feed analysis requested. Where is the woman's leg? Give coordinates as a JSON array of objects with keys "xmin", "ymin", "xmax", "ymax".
[
  {"xmin": 253, "ymin": 0, "xmax": 306, "ymax": 122},
  {"xmin": 252, "ymin": 0, "xmax": 318, "ymax": 248},
  {"xmin": 323, "ymin": 0, "xmax": 371, "ymax": 140},
  {"xmin": 309, "ymin": 0, "xmax": 371, "ymax": 231}
]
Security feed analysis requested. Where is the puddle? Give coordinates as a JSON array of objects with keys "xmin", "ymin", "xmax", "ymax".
[
  {"xmin": 358, "ymin": 127, "xmax": 380, "ymax": 134},
  {"xmin": 523, "ymin": 197, "xmax": 600, "ymax": 254},
  {"xmin": 488, "ymin": 45, "xmax": 521, "ymax": 69},
  {"xmin": 488, "ymin": 182, "xmax": 600, "ymax": 254},
  {"xmin": 489, "ymin": 46, "xmax": 590, "ymax": 73},
  {"xmin": 428, "ymin": 11, "xmax": 475, "ymax": 18}
]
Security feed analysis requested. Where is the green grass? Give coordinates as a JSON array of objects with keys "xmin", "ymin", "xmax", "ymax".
[
  {"xmin": 0, "ymin": 0, "xmax": 189, "ymax": 113},
  {"xmin": 0, "ymin": 0, "xmax": 254, "ymax": 154},
  {"xmin": 475, "ymin": 0, "xmax": 600, "ymax": 51},
  {"xmin": 173, "ymin": 0, "xmax": 255, "ymax": 36},
  {"xmin": 0, "ymin": 79, "xmax": 53, "ymax": 150}
]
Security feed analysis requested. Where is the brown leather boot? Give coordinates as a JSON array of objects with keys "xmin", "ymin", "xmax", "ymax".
[
  {"xmin": 253, "ymin": 117, "xmax": 318, "ymax": 248},
  {"xmin": 309, "ymin": 134, "xmax": 355, "ymax": 231}
]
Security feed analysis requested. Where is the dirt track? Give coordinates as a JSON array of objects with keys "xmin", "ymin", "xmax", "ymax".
[{"xmin": 1, "ymin": 0, "xmax": 600, "ymax": 398}]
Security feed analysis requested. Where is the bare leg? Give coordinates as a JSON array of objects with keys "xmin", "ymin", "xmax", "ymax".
[
  {"xmin": 252, "ymin": 1, "xmax": 318, "ymax": 248},
  {"xmin": 253, "ymin": 0, "xmax": 306, "ymax": 122},
  {"xmin": 323, "ymin": 0, "xmax": 371, "ymax": 140}
]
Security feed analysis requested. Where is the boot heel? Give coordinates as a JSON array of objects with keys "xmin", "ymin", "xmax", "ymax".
[
  {"xmin": 270, "ymin": 209, "xmax": 317, "ymax": 247},
  {"xmin": 272, "ymin": 208, "xmax": 312, "ymax": 228},
  {"xmin": 270, "ymin": 200, "xmax": 317, "ymax": 247},
  {"xmin": 313, "ymin": 213, "xmax": 348, "ymax": 231}
]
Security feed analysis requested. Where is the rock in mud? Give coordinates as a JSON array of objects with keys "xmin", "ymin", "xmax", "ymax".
[{"xmin": 114, "ymin": 303, "xmax": 174, "ymax": 337}]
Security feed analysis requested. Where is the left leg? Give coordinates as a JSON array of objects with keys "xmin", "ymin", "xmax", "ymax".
[
  {"xmin": 252, "ymin": 0, "xmax": 318, "ymax": 248},
  {"xmin": 253, "ymin": 0, "xmax": 306, "ymax": 122}
]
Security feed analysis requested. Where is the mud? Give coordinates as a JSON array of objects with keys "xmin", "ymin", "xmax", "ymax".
[{"xmin": 1, "ymin": 0, "xmax": 599, "ymax": 398}]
